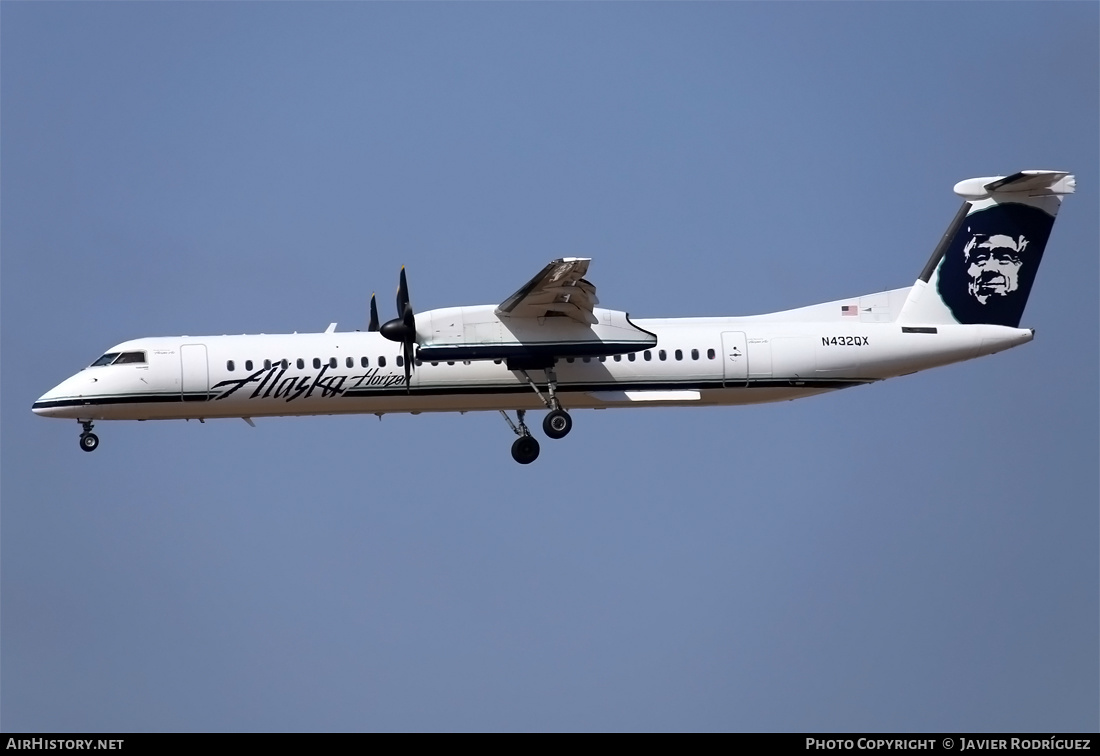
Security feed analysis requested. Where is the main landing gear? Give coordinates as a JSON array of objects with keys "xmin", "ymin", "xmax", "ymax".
[
  {"xmin": 543, "ymin": 408, "xmax": 572, "ymax": 440},
  {"xmin": 500, "ymin": 367, "xmax": 574, "ymax": 464},
  {"xmin": 501, "ymin": 410, "xmax": 540, "ymax": 464},
  {"xmin": 78, "ymin": 421, "xmax": 99, "ymax": 453}
]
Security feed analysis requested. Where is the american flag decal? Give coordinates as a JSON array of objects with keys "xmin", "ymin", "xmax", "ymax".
[{"xmin": 841, "ymin": 305, "xmax": 858, "ymax": 316}]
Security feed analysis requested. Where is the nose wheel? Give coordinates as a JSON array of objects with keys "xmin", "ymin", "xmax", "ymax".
[{"xmin": 78, "ymin": 421, "xmax": 99, "ymax": 452}]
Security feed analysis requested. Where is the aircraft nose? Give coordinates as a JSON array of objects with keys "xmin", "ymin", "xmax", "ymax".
[
  {"xmin": 32, "ymin": 375, "xmax": 83, "ymax": 418},
  {"xmin": 32, "ymin": 385, "xmax": 64, "ymax": 416}
]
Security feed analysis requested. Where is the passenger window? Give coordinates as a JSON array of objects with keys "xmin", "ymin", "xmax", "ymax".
[
  {"xmin": 398, "ymin": 356, "xmax": 405, "ymax": 367},
  {"xmin": 281, "ymin": 360, "xmax": 289, "ymax": 370},
  {"xmin": 245, "ymin": 360, "xmax": 253, "ymax": 371},
  {"xmin": 264, "ymin": 359, "xmax": 272, "ymax": 370},
  {"xmin": 628, "ymin": 353, "xmax": 636, "ymax": 362},
  {"xmin": 447, "ymin": 361, "xmax": 454, "ymax": 366},
  {"xmin": 493, "ymin": 359, "xmax": 502, "ymax": 365},
  {"xmin": 313, "ymin": 358, "xmax": 321, "ymax": 369},
  {"xmin": 361, "ymin": 357, "xmax": 369, "ymax": 368},
  {"xmin": 659, "ymin": 350, "xmax": 667, "ymax": 361},
  {"xmin": 598, "ymin": 356, "xmax": 606, "ymax": 363},
  {"xmin": 379, "ymin": 356, "xmax": 387, "ymax": 367},
  {"xmin": 346, "ymin": 357, "xmax": 354, "ymax": 368},
  {"xmin": 329, "ymin": 357, "xmax": 337, "ymax": 369},
  {"xmin": 644, "ymin": 351, "xmax": 652, "ymax": 361},
  {"xmin": 613, "ymin": 355, "xmax": 621, "ymax": 362},
  {"xmin": 91, "ymin": 353, "xmax": 120, "ymax": 367},
  {"xmin": 691, "ymin": 349, "xmax": 699, "ymax": 360},
  {"xmin": 583, "ymin": 357, "xmax": 591, "ymax": 363},
  {"xmin": 675, "ymin": 349, "xmax": 683, "ymax": 361},
  {"xmin": 227, "ymin": 360, "xmax": 235, "ymax": 372},
  {"xmin": 297, "ymin": 359, "xmax": 304, "ymax": 369},
  {"xmin": 566, "ymin": 357, "xmax": 575, "ymax": 364},
  {"xmin": 708, "ymin": 348, "xmax": 716, "ymax": 360},
  {"xmin": 114, "ymin": 352, "xmax": 146, "ymax": 365},
  {"xmin": 431, "ymin": 361, "xmax": 439, "ymax": 366}
]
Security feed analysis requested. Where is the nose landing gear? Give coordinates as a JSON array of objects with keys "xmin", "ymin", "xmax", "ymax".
[{"xmin": 78, "ymin": 421, "xmax": 99, "ymax": 452}]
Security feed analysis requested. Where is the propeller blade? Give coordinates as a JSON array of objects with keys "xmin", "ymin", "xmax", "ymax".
[
  {"xmin": 368, "ymin": 293, "xmax": 380, "ymax": 332},
  {"xmin": 381, "ymin": 267, "xmax": 418, "ymax": 392},
  {"xmin": 403, "ymin": 342, "xmax": 414, "ymax": 392},
  {"xmin": 396, "ymin": 267, "xmax": 410, "ymax": 319}
]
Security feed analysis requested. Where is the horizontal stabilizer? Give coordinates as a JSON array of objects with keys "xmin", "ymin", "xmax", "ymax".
[{"xmin": 954, "ymin": 171, "xmax": 1075, "ymax": 200}]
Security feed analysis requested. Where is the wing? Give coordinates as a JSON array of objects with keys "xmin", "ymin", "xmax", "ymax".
[{"xmin": 495, "ymin": 257, "xmax": 600, "ymax": 325}]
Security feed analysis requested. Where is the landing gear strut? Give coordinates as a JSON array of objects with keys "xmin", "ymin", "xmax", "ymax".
[
  {"xmin": 520, "ymin": 366, "xmax": 573, "ymax": 440},
  {"xmin": 501, "ymin": 364, "xmax": 576, "ymax": 464},
  {"xmin": 501, "ymin": 409, "xmax": 540, "ymax": 464},
  {"xmin": 78, "ymin": 421, "xmax": 99, "ymax": 453}
]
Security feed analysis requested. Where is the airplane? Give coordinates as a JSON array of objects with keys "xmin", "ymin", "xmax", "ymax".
[{"xmin": 32, "ymin": 170, "xmax": 1075, "ymax": 464}]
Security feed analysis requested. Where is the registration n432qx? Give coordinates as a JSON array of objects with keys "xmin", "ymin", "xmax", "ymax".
[{"xmin": 34, "ymin": 170, "xmax": 1075, "ymax": 464}]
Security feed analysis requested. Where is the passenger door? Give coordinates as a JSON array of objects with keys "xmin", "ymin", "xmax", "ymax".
[
  {"xmin": 721, "ymin": 331, "xmax": 748, "ymax": 387},
  {"xmin": 180, "ymin": 344, "xmax": 209, "ymax": 402}
]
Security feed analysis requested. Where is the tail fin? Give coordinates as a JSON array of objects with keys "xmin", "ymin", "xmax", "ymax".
[{"xmin": 897, "ymin": 170, "xmax": 1075, "ymax": 327}]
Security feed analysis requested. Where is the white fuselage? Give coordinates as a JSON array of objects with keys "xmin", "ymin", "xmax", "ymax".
[
  {"xmin": 32, "ymin": 170, "xmax": 1071, "ymax": 462},
  {"xmin": 32, "ymin": 302, "xmax": 1033, "ymax": 423}
]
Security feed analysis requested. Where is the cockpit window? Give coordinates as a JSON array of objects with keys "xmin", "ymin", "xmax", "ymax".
[{"xmin": 90, "ymin": 351, "xmax": 146, "ymax": 367}]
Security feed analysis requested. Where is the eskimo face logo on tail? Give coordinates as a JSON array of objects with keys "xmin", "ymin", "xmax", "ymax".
[
  {"xmin": 936, "ymin": 203, "xmax": 1055, "ymax": 328},
  {"xmin": 964, "ymin": 233, "xmax": 1027, "ymax": 304}
]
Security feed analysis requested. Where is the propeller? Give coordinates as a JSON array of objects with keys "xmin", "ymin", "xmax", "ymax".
[
  {"xmin": 368, "ymin": 293, "xmax": 380, "ymax": 332},
  {"xmin": 379, "ymin": 267, "xmax": 417, "ymax": 390}
]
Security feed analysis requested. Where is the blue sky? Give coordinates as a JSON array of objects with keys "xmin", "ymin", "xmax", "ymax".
[{"xmin": 3, "ymin": 2, "xmax": 1097, "ymax": 732}]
